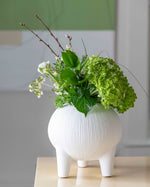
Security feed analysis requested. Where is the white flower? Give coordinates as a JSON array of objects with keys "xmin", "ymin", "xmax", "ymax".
[
  {"xmin": 37, "ymin": 91, "xmax": 43, "ymax": 98},
  {"xmin": 53, "ymin": 71, "xmax": 57, "ymax": 76},
  {"xmin": 65, "ymin": 34, "xmax": 69, "ymax": 38},
  {"xmin": 37, "ymin": 95, "xmax": 41, "ymax": 98},
  {"xmin": 55, "ymin": 91, "xmax": 62, "ymax": 95},
  {"xmin": 41, "ymin": 77, "xmax": 45, "ymax": 83},
  {"xmin": 29, "ymin": 88, "xmax": 33, "ymax": 92},
  {"xmin": 54, "ymin": 83, "xmax": 59, "ymax": 89},
  {"xmin": 37, "ymin": 76, "xmax": 45, "ymax": 83},
  {"xmin": 39, "ymin": 61, "xmax": 50, "ymax": 68},
  {"xmin": 37, "ymin": 61, "xmax": 50, "ymax": 73},
  {"xmin": 55, "ymin": 57, "xmax": 60, "ymax": 61},
  {"xmin": 38, "ymin": 83, "xmax": 42, "ymax": 89},
  {"xmin": 29, "ymin": 84, "xmax": 32, "ymax": 88},
  {"xmin": 66, "ymin": 45, "xmax": 70, "ymax": 50},
  {"xmin": 43, "ymin": 69, "xmax": 48, "ymax": 74},
  {"xmin": 37, "ymin": 67, "xmax": 42, "ymax": 74}
]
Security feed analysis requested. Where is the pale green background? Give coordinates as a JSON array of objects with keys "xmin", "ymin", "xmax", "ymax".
[{"xmin": 0, "ymin": 0, "xmax": 115, "ymax": 30}]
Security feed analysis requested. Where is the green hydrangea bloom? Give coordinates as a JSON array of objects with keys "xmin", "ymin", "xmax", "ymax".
[{"xmin": 84, "ymin": 55, "xmax": 137, "ymax": 113}]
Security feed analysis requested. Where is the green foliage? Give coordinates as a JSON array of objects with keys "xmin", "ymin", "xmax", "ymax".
[
  {"xmin": 29, "ymin": 76, "xmax": 45, "ymax": 98},
  {"xmin": 84, "ymin": 55, "xmax": 137, "ymax": 113},
  {"xmin": 60, "ymin": 68, "xmax": 78, "ymax": 85},
  {"xmin": 27, "ymin": 15, "xmax": 137, "ymax": 116},
  {"xmin": 61, "ymin": 50, "xmax": 80, "ymax": 69},
  {"xmin": 30, "ymin": 49, "xmax": 137, "ymax": 116},
  {"xmin": 71, "ymin": 88, "xmax": 97, "ymax": 116},
  {"xmin": 80, "ymin": 57, "xmax": 88, "ymax": 72},
  {"xmin": 54, "ymin": 94, "xmax": 71, "ymax": 108},
  {"xmin": 53, "ymin": 50, "xmax": 98, "ymax": 116}
]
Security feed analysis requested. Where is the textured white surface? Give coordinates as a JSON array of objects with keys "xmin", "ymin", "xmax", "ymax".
[{"xmin": 48, "ymin": 104, "xmax": 122, "ymax": 177}]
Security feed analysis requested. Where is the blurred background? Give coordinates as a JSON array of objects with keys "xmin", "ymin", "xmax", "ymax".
[{"xmin": 0, "ymin": 0, "xmax": 149, "ymax": 186}]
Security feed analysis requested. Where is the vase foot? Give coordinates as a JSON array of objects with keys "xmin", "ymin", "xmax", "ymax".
[
  {"xmin": 56, "ymin": 149, "xmax": 72, "ymax": 178},
  {"xmin": 77, "ymin": 160, "xmax": 88, "ymax": 168},
  {"xmin": 99, "ymin": 147, "xmax": 116, "ymax": 177}
]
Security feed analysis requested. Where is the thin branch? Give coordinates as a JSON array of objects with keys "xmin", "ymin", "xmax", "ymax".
[
  {"xmin": 118, "ymin": 63, "xmax": 149, "ymax": 98},
  {"xmin": 20, "ymin": 23, "xmax": 59, "ymax": 57},
  {"xmin": 68, "ymin": 36, "xmax": 72, "ymax": 48},
  {"xmin": 65, "ymin": 34, "xmax": 72, "ymax": 48},
  {"xmin": 41, "ymin": 82, "xmax": 53, "ymax": 88},
  {"xmin": 81, "ymin": 38, "xmax": 87, "ymax": 57},
  {"xmin": 35, "ymin": 14, "xmax": 64, "ymax": 51}
]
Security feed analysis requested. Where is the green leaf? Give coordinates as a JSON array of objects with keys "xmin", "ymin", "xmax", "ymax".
[
  {"xmin": 80, "ymin": 57, "xmax": 88, "ymax": 72},
  {"xmin": 54, "ymin": 94, "xmax": 71, "ymax": 108},
  {"xmin": 61, "ymin": 50, "xmax": 80, "ymax": 68},
  {"xmin": 77, "ymin": 87, "xmax": 90, "ymax": 97},
  {"xmin": 71, "ymin": 95, "xmax": 97, "ymax": 116},
  {"xmin": 81, "ymin": 38, "xmax": 88, "ymax": 57},
  {"xmin": 60, "ymin": 69, "xmax": 78, "ymax": 85},
  {"xmin": 78, "ymin": 73, "xmax": 89, "ymax": 84},
  {"xmin": 68, "ymin": 87, "xmax": 77, "ymax": 95}
]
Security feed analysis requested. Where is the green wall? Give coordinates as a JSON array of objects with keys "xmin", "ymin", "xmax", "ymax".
[{"xmin": 0, "ymin": 0, "xmax": 115, "ymax": 30}]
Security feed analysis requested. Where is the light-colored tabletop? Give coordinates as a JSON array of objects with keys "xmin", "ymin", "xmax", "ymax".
[{"xmin": 34, "ymin": 157, "xmax": 150, "ymax": 187}]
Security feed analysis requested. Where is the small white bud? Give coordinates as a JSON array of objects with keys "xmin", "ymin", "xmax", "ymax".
[
  {"xmin": 54, "ymin": 83, "xmax": 59, "ymax": 89},
  {"xmin": 29, "ymin": 84, "xmax": 32, "ymax": 88},
  {"xmin": 53, "ymin": 71, "xmax": 57, "ymax": 76},
  {"xmin": 66, "ymin": 45, "xmax": 70, "ymax": 50},
  {"xmin": 55, "ymin": 56, "xmax": 60, "ymax": 61},
  {"xmin": 37, "ymin": 95, "xmax": 41, "ymax": 98},
  {"xmin": 55, "ymin": 91, "xmax": 62, "ymax": 95},
  {"xmin": 29, "ymin": 88, "xmax": 33, "ymax": 92},
  {"xmin": 38, "ymin": 61, "xmax": 50, "ymax": 73},
  {"xmin": 38, "ymin": 83, "xmax": 42, "ymax": 89}
]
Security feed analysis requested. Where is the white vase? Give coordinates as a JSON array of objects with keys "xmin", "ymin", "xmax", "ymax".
[{"xmin": 48, "ymin": 104, "xmax": 122, "ymax": 178}]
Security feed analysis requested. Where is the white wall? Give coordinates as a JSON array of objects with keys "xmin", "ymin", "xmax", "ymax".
[
  {"xmin": 116, "ymin": 0, "xmax": 150, "ymax": 155},
  {"xmin": 0, "ymin": 92, "xmax": 56, "ymax": 187}
]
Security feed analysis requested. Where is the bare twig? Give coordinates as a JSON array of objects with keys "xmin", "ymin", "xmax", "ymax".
[
  {"xmin": 65, "ymin": 34, "xmax": 72, "ymax": 48},
  {"xmin": 118, "ymin": 63, "xmax": 149, "ymax": 98},
  {"xmin": 68, "ymin": 36, "xmax": 72, "ymax": 48},
  {"xmin": 81, "ymin": 38, "xmax": 87, "ymax": 56},
  {"xmin": 20, "ymin": 23, "xmax": 59, "ymax": 57},
  {"xmin": 35, "ymin": 14, "xmax": 64, "ymax": 51}
]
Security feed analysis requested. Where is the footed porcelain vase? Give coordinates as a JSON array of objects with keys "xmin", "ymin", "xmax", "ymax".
[{"xmin": 48, "ymin": 104, "xmax": 122, "ymax": 178}]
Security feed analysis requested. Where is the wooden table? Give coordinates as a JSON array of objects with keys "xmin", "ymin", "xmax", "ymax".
[{"xmin": 34, "ymin": 157, "xmax": 150, "ymax": 187}]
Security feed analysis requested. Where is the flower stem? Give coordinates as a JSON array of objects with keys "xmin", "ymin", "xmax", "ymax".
[
  {"xmin": 41, "ymin": 82, "xmax": 53, "ymax": 88},
  {"xmin": 47, "ymin": 71, "xmax": 61, "ymax": 86}
]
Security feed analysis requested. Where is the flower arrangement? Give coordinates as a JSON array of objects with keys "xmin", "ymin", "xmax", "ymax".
[{"xmin": 21, "ymin": 15, "xmax": 137, "ymax": 116}]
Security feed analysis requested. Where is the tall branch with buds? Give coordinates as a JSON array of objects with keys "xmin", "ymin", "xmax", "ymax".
[
  {"xmin": 65, "ymin": 34, "xmax": 72, "ymax": 48},
  {"xmin": 35, "ymin": 14, "xmax": 64, "ymax": 51},
  {"xmin": 20, "ymin": 23, "xmax": 59, "ymax": 57}
]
